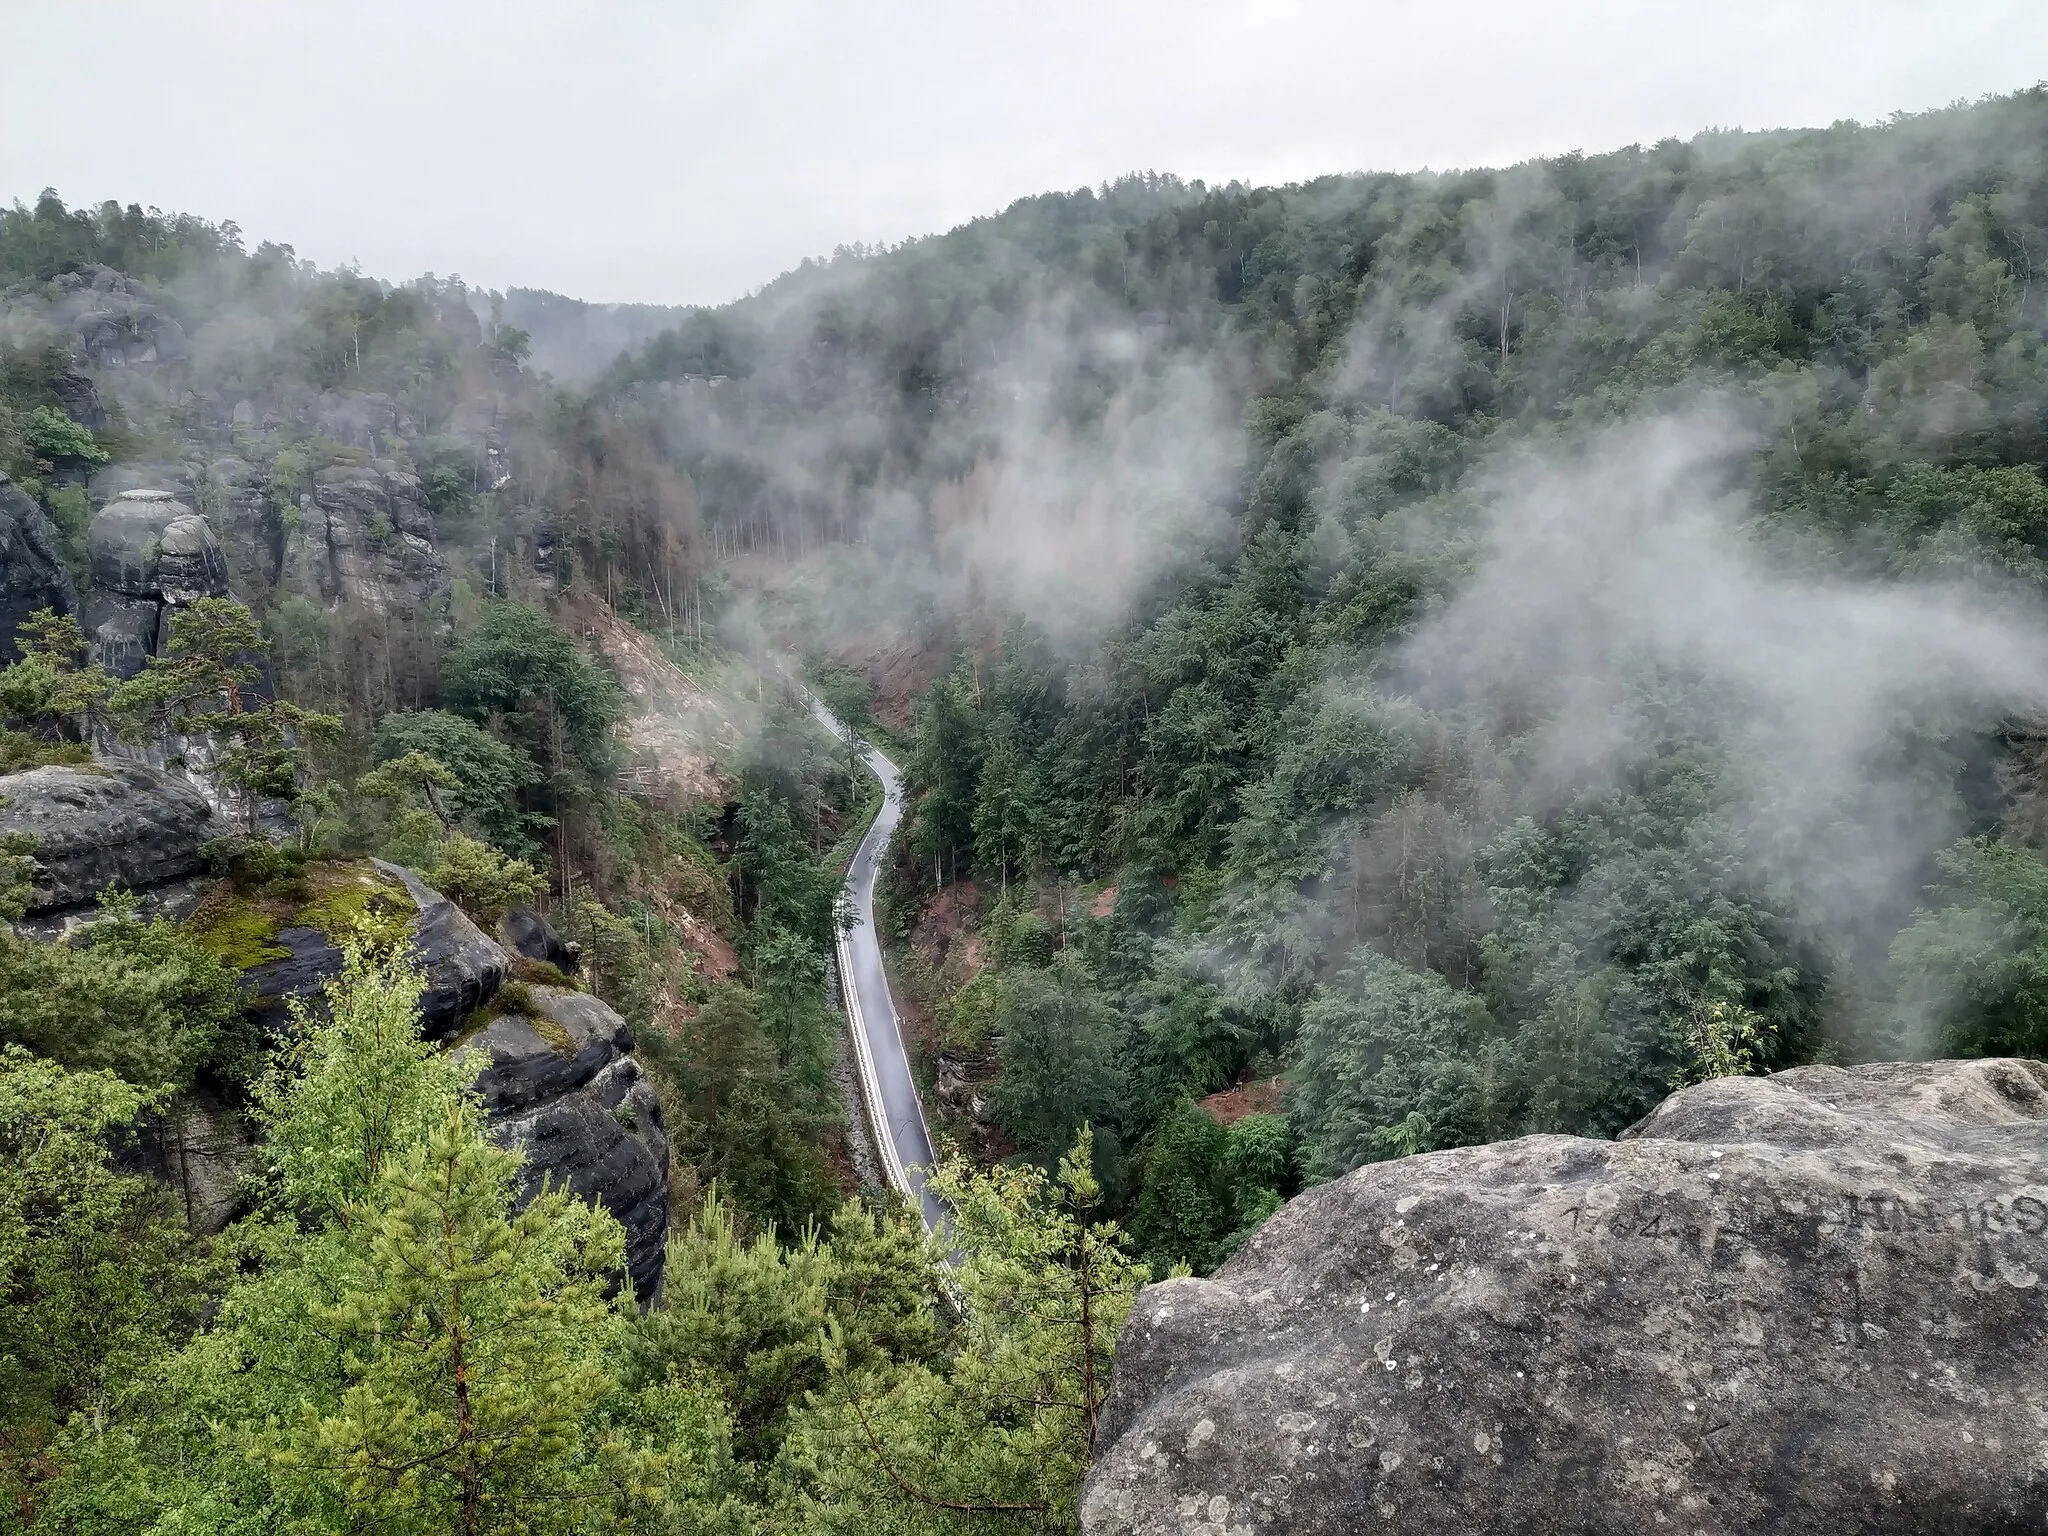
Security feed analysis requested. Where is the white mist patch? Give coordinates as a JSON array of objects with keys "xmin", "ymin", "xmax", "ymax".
[
  {"xmin": 1399, "ymin": 404, "xmax": 2048, "ymax": 935},
  {"xmin": 929, "ymin": 315, "xmax": 1241, "ymax": 641}
]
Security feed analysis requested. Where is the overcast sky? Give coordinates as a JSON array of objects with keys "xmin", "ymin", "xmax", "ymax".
[{"xmin": 4, "ymin": 2, "xmax": 2043, "ymax": 306}]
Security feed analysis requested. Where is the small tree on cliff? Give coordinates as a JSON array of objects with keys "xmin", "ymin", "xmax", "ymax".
[
  {"xmin": 112, "ymin": 596, "xmax": 342, "ymax": 831},
  {"xmin": 0, "ymin": 607, "xmax": 116, "ymax": 742}
]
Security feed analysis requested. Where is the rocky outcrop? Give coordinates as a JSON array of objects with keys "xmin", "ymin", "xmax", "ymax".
[
  {"xmin": 0, "ymin": 472, "xmax": 79, "ymax": 664},
  {"xmin": 0, "ymin": 761, "xmax": 216, "ymax": 912},
  {"xmin": 1084, "ymin": 1060, "xmax": 2048, "ymax": 1536},
  {"xmin": 301, "ymin": 461, "xmax": 447, "ymax": 615},
  {"xmin": 229, "ymin": 887, "xmax": 668, "ymax": 1295},
  {"xmin": 202, "ymin": 458, "xmax": 282, "ymax": 600},
  {"xmin": 379, "ymin": 861, "xmax": 512, "ymax": 1036},
  {"xmin": 89, "ymin": 461, "xmax": 195, "ymax": 506},
  {"xmin": 314, "ymin": 392, "xmax": 416, "ymax": 452},
  {"xmin": 467, "ymin": 985, "xmax": 669, "ymax": 1299},
  {"xmin": 81, "ymin": 489, "xmax": 230, "ymax": 678},
  {"xmin": 231, "ymin": 859, "xmax": 510, "ymax": 1040},
  {"xmin": 50, "ymin": 369, "xmax": 107, "ymax": 431},
  {"xmin": 497, "ymin": 904, "xmax": 582, "ymax": 974},
  {"xmin": 33, "ymin": 267, "xmax": 187, "ymax": 370}
]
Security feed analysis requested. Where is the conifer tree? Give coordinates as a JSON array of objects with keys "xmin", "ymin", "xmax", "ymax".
[
  {"xmin": 786, "ymin": 1129, "xmax": 1147, "ymax": 1533},
  {"xmin": 112, "ymin": 596, "xmax": 342, "ymax": 831}
]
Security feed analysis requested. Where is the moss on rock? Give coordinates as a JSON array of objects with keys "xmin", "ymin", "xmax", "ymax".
[
  {"xmin": 181, "ymin": 897, "xmax": 291, "ymax": 969},
  {"xmin": 184, "ymin": 857, "xmax": 416, "ymax": 972}
]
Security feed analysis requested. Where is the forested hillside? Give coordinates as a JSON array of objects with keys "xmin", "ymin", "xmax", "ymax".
[
  {"xmin": 0, "ymin": 185, "xmax": 1141, "ymax": 1533},
  {"xmin": 4, "ymin": 84, "xmax": 2048, "ymax": 1535},
  {"xmin": 602, "ymin": 92, "xmax": 2048, "ymax": 1270}
]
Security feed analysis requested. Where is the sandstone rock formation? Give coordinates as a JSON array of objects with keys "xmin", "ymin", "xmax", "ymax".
[
  {"xmin": 497, "ymin": 903, "xmax": 582, "ymax": 974},
  {"xmin": 201, "ymin": 457, "xmax": 282, "ymax": 601},
  {"xmin": 467, "ymin": 985, "xmax": 669, "ymax": 1299},
  {"xmin": 49, "ymin": 368, "xmax": 107, "ymax": 432},
  {"xmin": 379, "ymin": 861, "xmax": 513, "ymax": 1036},
  {"xmin": 0, "ymin": 760, "xmax": 216, "ymax": 912},
  {"xmin": 1084, "ymin": 1060, "xmax": 2048, "ymax": 1536},
  {"xmin": 191, "ymin": 856, "xmax": 665, "ymax": 1291},
  {"xmin": 89, "ymin": 461, "xmax": 195, "ymax": 506},
  {"xmin": 82, "ymin": 489, "xmax": 230, "ymax": 678},
  {"xmin": 0, "ymin": 472, "xmax": 79, "ymax": 664},
  {"xmin": 301, "ymin": 461, "xmax": 447, "ymax": 615},
  {"xmin": 313, "ymin": 392, "xmax": 416, "ymax": 451},
  {"xmin": 228, "ymin": 859, "xmax": 510, "ymax": 1040},
  {"xmin": 34, "ymin": 266, "xmax": 188, "ymax": 370}
]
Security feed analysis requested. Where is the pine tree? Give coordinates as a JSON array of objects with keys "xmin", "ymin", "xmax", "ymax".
[
  {"xmin": 46, "ymin": 938, "xmax": 732, "ymax": 1535},
  {"xmin": 289, "ymin": 1106, "xmax": 626, "ymax": 1536},
  {"xmin": 786, "ymin": 1130, "xmax": 1147, "ymax": 1533},
  {"xmin": 112, "ymin": 596, "xmax": 342, "ymax": 832}
]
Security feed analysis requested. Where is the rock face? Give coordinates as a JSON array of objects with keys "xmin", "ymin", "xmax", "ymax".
[
  {"xmin": 467, "ymin": 986, "xmax": 669, "ymax": 1299},
  {"xmin": 235, "ymin": 860, "xmax": 511, "ymax": 1040},
  {"xmin": 379, "ymin": 862, "xmax": 513, "ymax": 1037},
  {"xmin": 0, "ymin": 473, "xmax": 80, "ymax": 664},
  {"xmin": 202, "ymin": 458, "xmax": 282, "ymax": 601},
  {"xmin": 50, "ymin": 369, "xmax": 107, "ymax": 432},
  {"xmin": 156, "ymin": 858, "xmax": 668, "ymax": 1277},
  {"xmin": 314, "ymin": 392, "xmax": 416, "ymax": 451},
  {"xmin": 301, "ymin": 461, "xmax": 447, "ymax": 615},
  {"xmin": 82, "ymin": 490, "xmax": 230, "ymax": 678},
  {"xmin": 1084, "ymin": 1060, "xmax": 2048, "ymax": 1536},
  {"xmin": 35, "ymin": 267, "xmax": 188, "ymax": 369},
  {"xmin": 0, "ymin": 761, "xmax": 217, "ymax": 912},
  {"xmin": 497, "ymin": 904, "xmax": 582, "ymax": 974}
]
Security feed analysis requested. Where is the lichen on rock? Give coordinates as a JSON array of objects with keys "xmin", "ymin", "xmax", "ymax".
[{"xmin": 1084, "ymin": 1059, "xmax": 2048, "ymax": 1536}]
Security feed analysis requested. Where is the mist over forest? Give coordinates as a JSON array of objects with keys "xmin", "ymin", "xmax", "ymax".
[
  {"xmin": 3, "ymin": 84, "xmax": 2048, "ymax": 1534},
  {"xmin": 599, "ymin": 92, "xmax": 2048, "ymax": 1169}
]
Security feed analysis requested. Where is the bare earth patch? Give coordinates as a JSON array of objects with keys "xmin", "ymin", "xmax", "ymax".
[{"xmin": 1197, "ymin": 1075, "xmax": 1286, "ymax": 1126}]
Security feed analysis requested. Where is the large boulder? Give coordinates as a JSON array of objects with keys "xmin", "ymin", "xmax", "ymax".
[
  {"xmin": 379, "ymin": 861, "xmax": 513, "ymax": 1036},
  {"xmin": 0, "ymin": 473, "xmax": 80, "ymax": 665},
  {"xmin": 1084, "ymin": 1060, "xmax": 2048, "ymax": 1536},
  {"xmin": 467, "ymin": 985, "xmax": 669, "ymax": 1299},
  {"xmin": 0, "ymin": 760, "xmax": 216, "ymax": 912},
  {"xmin": 82, "ymin": 490, "xmax": 230, "ymax": 678}
]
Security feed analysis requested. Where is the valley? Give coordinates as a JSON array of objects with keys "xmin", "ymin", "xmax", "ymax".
[{"xmin": 4, "ymin": 84, "xmax": 2048, "ymax": 1532}]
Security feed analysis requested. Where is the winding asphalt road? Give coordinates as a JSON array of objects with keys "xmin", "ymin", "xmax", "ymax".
[{"xmin": 811, "ymin": 699, "xmax": 946, "ymax": 1231}]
